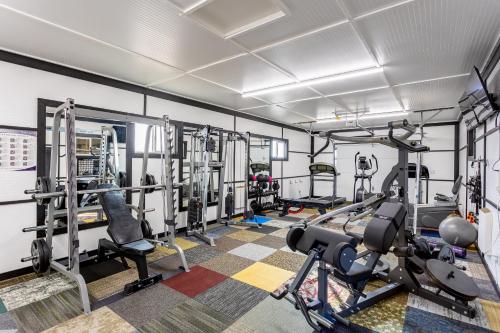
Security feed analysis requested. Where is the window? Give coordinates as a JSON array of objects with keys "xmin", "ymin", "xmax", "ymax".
[
  {"xmin": 134, "ymin": 124, "xmax": 177, "ymax": 155},
  {"xmin": 271, "ymin": 139, "xmax": 288, "ymax": 161}
]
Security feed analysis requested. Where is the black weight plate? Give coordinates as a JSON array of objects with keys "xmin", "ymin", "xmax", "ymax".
[
  {"xmin": 31, "ymin": 239, "xmax": 50, "ymax": 274},
  {"xmin": 425, "ymin": 259, "xmax": 479, "ymax": 301},
  {"xmin": 141, "ymin": 220, "xmax": 153, "ymax": 239}
]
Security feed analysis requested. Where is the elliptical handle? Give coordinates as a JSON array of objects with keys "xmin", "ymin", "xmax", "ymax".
[{"xmin": 371, "ymin": 154, "xmax": 379, "ymax": 175}]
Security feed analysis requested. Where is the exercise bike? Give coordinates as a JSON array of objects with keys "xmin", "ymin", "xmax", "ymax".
[{"xmin": 353, "ymin": 153, "xmax": 378, "ymax": 203}]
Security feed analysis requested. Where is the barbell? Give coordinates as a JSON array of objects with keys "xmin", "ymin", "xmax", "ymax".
[{"xmin": 25, "ymin": 177, "xmax": 169, "ymax": 206}]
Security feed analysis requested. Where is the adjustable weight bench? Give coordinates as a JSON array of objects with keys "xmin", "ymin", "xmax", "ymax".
[{"xmin": 97, "ymin": 184, "xmax": 162, "ymax": 294}]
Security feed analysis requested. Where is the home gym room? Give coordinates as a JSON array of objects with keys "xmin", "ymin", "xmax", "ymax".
[{"xmin": 0, "ymin": 0, "xmax": 499, "ymax": 332}]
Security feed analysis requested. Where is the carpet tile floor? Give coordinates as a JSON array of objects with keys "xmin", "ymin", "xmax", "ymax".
[{"xmin": 0, "ymin": 212, "xmax": 499, "ymax": 332}]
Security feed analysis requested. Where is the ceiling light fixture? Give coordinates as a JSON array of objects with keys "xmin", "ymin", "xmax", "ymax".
[
  {"xmin": 242, "ymin": 67, "xmax": 384, "ymax": 98},
  {"xmin": 316, "ymin": 110, "xmax": 408, "ymax": 123}
]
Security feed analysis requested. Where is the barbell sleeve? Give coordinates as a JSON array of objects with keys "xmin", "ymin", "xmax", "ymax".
[{"xmin": 21, "ymin": 255, "xmax": 38, "ymax": 262}]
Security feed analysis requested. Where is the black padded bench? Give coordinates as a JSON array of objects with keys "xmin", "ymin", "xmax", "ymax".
[{"xmin": 97, "ymin": 183, "xmax": 162, "ymax": 294}]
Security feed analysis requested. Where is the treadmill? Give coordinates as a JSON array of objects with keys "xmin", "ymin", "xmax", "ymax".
[
  {"xmin": 309, "ymin": 162, "xmax": 346, "ymax": 206},
  {"xmin": 279, "ymin": 163, "xmax": 345, "ymax": 217}
]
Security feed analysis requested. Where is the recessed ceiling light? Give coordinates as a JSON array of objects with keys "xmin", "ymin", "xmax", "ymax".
[{"xmin": 242, "ymin": 67, "xmax": 384, "ymax": 98}]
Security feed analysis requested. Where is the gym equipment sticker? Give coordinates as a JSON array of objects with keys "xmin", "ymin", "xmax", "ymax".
[{"xmin": 0, "ymin": 128, "xmax": 36, "ymax": 171}]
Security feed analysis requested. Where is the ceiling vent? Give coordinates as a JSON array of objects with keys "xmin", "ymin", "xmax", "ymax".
[{"xmin": 180, "ymin": 0, "xmax": 289, "ymax": 39}]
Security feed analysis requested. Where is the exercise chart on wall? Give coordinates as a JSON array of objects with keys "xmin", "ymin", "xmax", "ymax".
[{"xmin": 0, "ymin": 128, "xmax": 36, "ymax": 171}]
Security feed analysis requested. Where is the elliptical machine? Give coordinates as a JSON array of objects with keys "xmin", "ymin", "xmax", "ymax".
[{"xmin": 353, "ymin": 152, "xmax": 378, "ymax": 203}]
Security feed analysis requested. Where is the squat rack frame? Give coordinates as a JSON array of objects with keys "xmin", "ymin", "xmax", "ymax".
[{"xmin": 22, "ymin": 98, "xmax": 188, "ymax": 314}]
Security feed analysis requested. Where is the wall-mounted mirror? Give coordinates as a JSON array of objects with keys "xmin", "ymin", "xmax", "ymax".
[{"xmin": 38, "ymin": 99, "xmax": 129, "ymax": 234}]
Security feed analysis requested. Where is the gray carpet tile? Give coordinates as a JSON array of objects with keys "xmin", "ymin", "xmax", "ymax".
[
  {"xmin": 9, "ymin": 288, "xmax": 82, "ymax": 333},
  {"xmin": 184, "ymin": 245, "xmax": 224, "ymax": 265},
  {"xmin": 195, "ymin": 279, "xmax": 269, "ymax": 320},
  {"xmin": 403, "ymin": 306, "xmax": 492, "ymax": 333},
  {"xmin": 0, "ymin": 312, "xmax": 16, "ymax": 330},
  {"xmin": 474, "ymin": 278, "xmax": 500, "ymax": 302},
  {"xmin": 213, "ymin": 237, "xmax": 247, "ymax": 253},
  {"xmin": 261, "ymin": 250, "xmax": 307, "ymax": 272},
  {"xmin": 206, "ymin": 226, "xmax": 240, "ymax": 237},
  {"xmin": 109, "ymin": 284, "xmax": 188, "ymax": 329},
  {"xmin": 199, "ymin": 253, "xmax": 255, "ymax": 277},
  {"xmin": 252, "ymin": 235, "xmax": 286, "ymax": 249},
  {"xmin": 139, "ymin": 298, "xmax": 233, "ymax": 333},
  {"xmin": 250, "ymin": 225, "xmax": 280, "ymax": 235},
  {"xmin": 238, "ymin": 296, "xmax": 312, "ymax": 333}
]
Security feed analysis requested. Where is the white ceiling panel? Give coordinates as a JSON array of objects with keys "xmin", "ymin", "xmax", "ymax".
[
  {"xmin": 232, "ymin": 0, "xmax": 346, "ymax": 50},
  {"xmin": 254, "ymin": 87, "xmax": 321, "ymax": 105},
  {"xmin": 0, "ymin": 6, "xmax": 183, "ymax": 85},
  {"xmin": 191, "ymin": 54, "xmax": 293, "ymax": 92},
  {"xmin": 342, "ymin": 0, "xmax": 411, "ymax": 18},
  {"xmin": 280, "ymin": 98, "xmax": 340, "ymax": 119},
  {"xmin": 152, "ymin": 75, "xmax": 265, "ymax": 110},
  {"xmin": 334, "ymin": 88, "xmax": 402, "ymax": 113},
  {"xmin": 257, "ymin": 24, "xmax": 377, "ymax": 81},
  {"xmin": 395, "ymin": 76, "xmax": 468, "ymax": 111},
  {"xmin": 314, "ymin": 69, "xmax": 388, "ymax": 96},
  {"xmin": 355, "ymin": 0, "xmax": 500, "ymax": 84},
  {"xmin": 0, "ymin": 0, "xmax": 242, "ymax": 71},
  {"xmin": 409, "ymin": 108, "xmax": 460, "ymax": 123},
  {"xmin": 242, "ymin": 106, "xmax": 312, "ymax": 125}
]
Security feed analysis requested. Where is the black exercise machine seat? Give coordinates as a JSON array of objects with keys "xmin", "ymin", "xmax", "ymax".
[
  {"xmin": 99, "ymin": 183, "xmax": 154, "ymax": 254},
  {"xmin": 97, "ymin": 184, "xmax": 161, "ymax": 294}
]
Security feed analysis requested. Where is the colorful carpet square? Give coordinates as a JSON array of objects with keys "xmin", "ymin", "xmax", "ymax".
[
  {"xmin": 199, "ymin": 253, "xmax": 254, "ymax": 277},
  {"xmin": 232, "ymin": 262, "xmax": 294, "ymax": 292},
  {"xmin": 260, "ymin": 250, "xmax": 307, "ymax": 272},
  {"xmin": 87, "ymin": 269, "xmax": 139, "ymax": 301},
  {"xmin": 195, "ymin": 278, "xmax": 268, "ymax": 320},
  {"xmin": 228, "ymin": 243, "xmax": 277, "ymax": 261},
  {"xmin": 41, "ymin": 306, "xmax": 135, "ymax": 333},
  {"xmin": 0, "ymin": 273, "xmax": 75, "ymax": 311},
  {"xmin": 268, "ymin": 228, "xmax": 290, "ymax": 239},
  {"xmin": 212, "ymin": 236, "xmax": 246, "ymax": 252},
  {"xmin": 403, "ymin": 306, "xmax": 492, "ymax": 333},
  {"xmin": 0, "ymin": 298, "xmax": 5, "ymax": 314},
  {"xmin": 226, "ymin": 230, "xmax": 266, "ymax": 242},
  {"xmin": 109, "ymin": 284, "xmax": 188, "ymax": 328},
  {"xmin": 138, "ymin": 298, "xmax": 233, "ymax": 333},
  {"xmin": 163, "ymin": 265, "xmax": 227, "ymax": 297},
  {"xmin": 251, "ymin": 234, "xmax": 286, "ymax": 249},
  {"xmin": 184, "ymin": 244, "xmax": 223, "ymax": 265},
  {"xmin": 9, "ymin": 288, "xmax": 83, "ymax": 332}
]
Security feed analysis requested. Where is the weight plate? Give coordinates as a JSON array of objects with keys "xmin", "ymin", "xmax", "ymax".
[
  {"xmin": 141, "ymin": 220, "xmax": 153, "ymax": 239},
  {"xmin": 31, "ymin": 239, "xmax": 50, "ymax": 274},
  {"xmin": 36, "ymin": 177, "xmax": 52, "ymax": 205}
]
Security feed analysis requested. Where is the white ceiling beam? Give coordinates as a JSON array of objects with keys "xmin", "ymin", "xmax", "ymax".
[{"xmin": 392, "ymin": 73, "xmax": 470, "ymax": 87}]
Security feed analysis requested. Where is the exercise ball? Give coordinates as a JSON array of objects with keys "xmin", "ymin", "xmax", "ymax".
[{"xmin": 439, "ymin": 216, "xmax": 477, "ymax": 248}]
